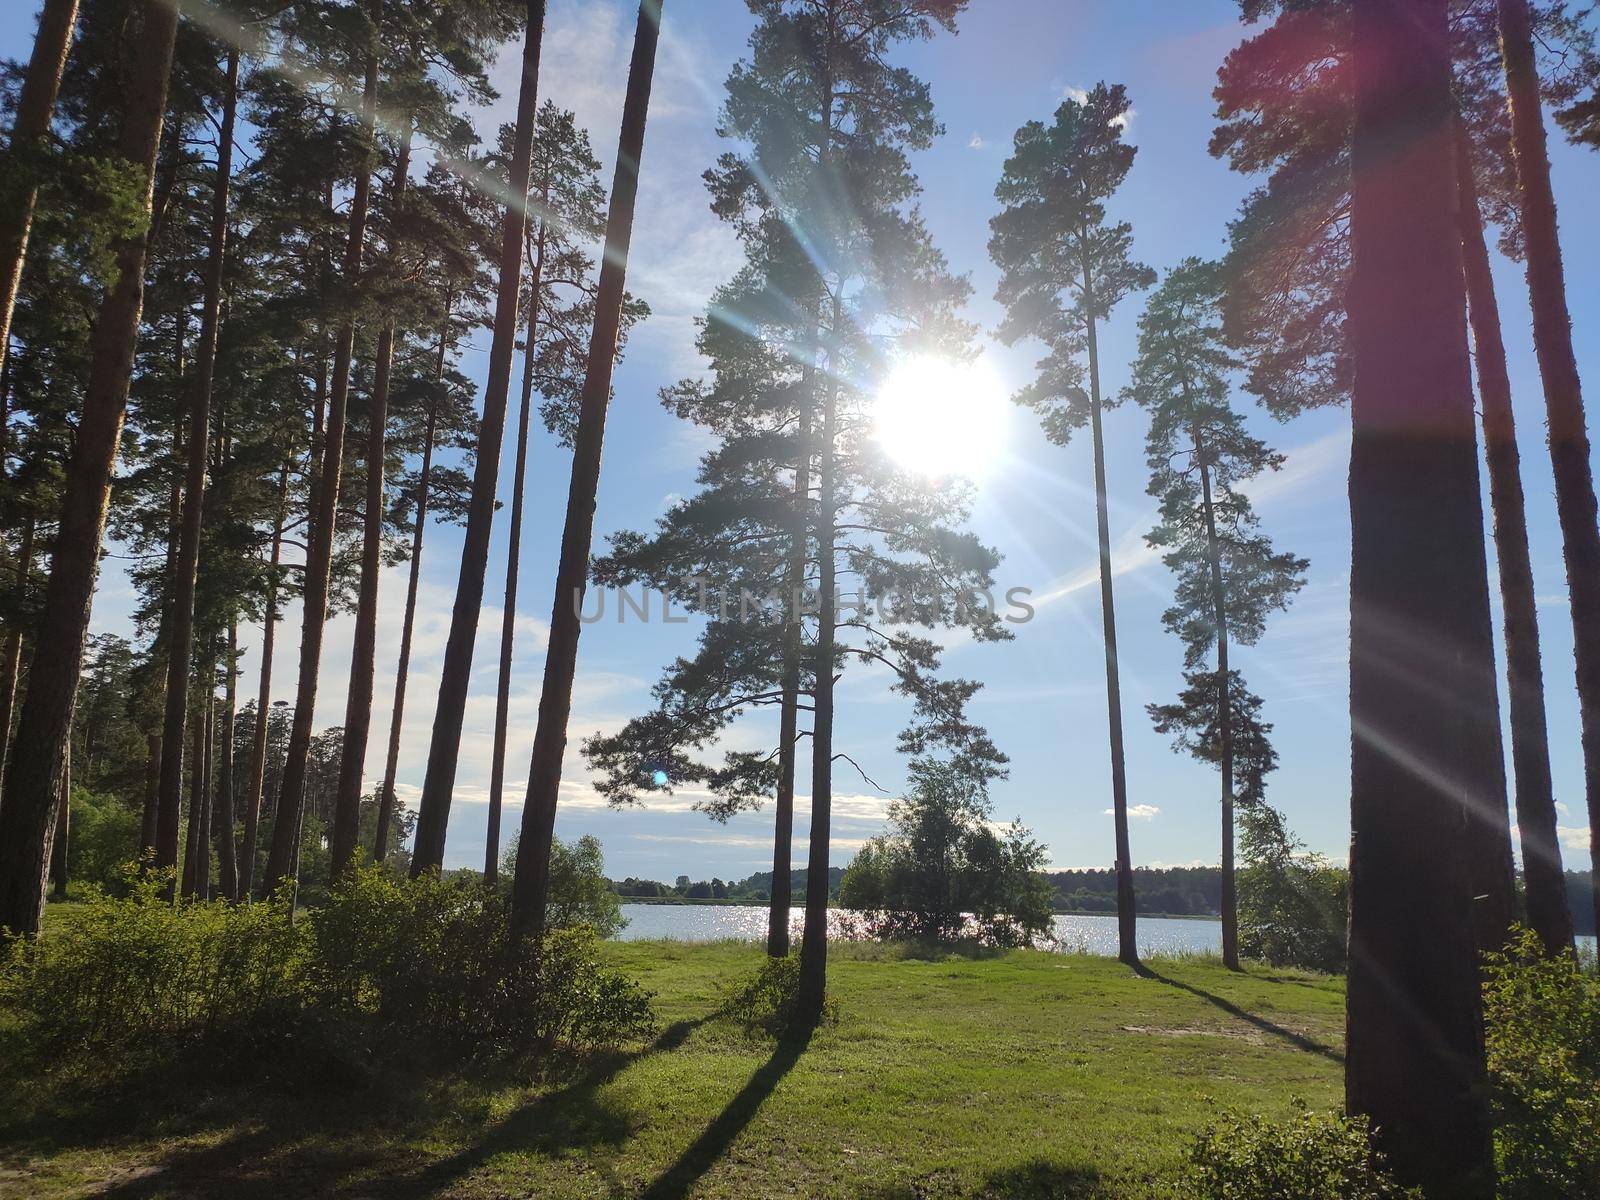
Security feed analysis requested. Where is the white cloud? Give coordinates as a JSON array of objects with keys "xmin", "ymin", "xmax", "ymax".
[
  {"xmin": 967, "ymin": 132, "xmax": 986, "ymax": 150},
  {"xmin": 1106, "ymin": 803, "xmax": 1161, "ymax": 821},
  {"xmin": 1558, "ymin": 826, "xmax": 1591, "ymax": 852}
]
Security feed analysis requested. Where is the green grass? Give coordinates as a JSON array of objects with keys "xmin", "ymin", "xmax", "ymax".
[{"xmin": 0, "ymin": 940, "xmax": 1344, "ymax": 1199}]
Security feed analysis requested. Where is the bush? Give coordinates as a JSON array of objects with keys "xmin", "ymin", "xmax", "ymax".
[
  {"xmin": 717, "ymin": 953, "xmax": 834, "ymax": 1037},
  {"xmin": 1184, "ymin": 1100, "xmax": 1418, "ymax": 1200},
  {"xmin": 1, "ymin": 869, "xmax": 654, "ymax": 1080},
  {"xmin": 0, "ymin": 871, "xmax": 303, "ymax": 1069},
  {"xmin": 310, "ymin": 868, "xmax": 652, "ymax": 1059},
  {"xmin": 1237, "ymin": 802, "xmax": 1348, "ymax": 973},
  {"xmin": 64, "ymin": 788, "xmax": 143, "ymax": 891},
  {"xmin": 500, "ymin": 832, "xmax": 627, "ymax": 938},
  {"xmin": 1483, "ymin": 928, "xmax": 1600, "ymax": 1199}
]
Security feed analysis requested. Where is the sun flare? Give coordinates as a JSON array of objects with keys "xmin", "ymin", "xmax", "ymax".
[{"xmin": 872, "ymin": 355, "xmax": 1009, "ymax": 481}]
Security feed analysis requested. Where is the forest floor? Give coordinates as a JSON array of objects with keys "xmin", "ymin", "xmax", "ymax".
[{"xmin": 0, "ymin": 940, "xmax": 1344, "ymax": 1199}]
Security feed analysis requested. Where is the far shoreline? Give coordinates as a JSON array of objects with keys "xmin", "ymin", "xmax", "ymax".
[{"xmin": 614, "ymin": 897, "xmax": 1225, "ymax": 922}]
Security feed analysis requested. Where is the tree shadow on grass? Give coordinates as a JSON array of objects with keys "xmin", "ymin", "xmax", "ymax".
[
  {"xmin": 1143, "ymin": 968, "xmax": 1344, "ymax": 1063},
  {"xmin": 35, "ymin": 1017, "xmax": 711, "ymax": 1200},
  {"xmin": 855, "ymin": 1159, "xmax": 1105, "ymax": 1199},
  {"xmin": 636, "ymin": 1025, "xmax": 814, "ymax": 1200}
]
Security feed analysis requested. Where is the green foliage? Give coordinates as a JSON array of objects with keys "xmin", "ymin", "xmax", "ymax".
[
  {"xmin": 1184, "ymin": 1099, "xmax": 1417, "ymax": 1200},
  {"xmin": 1236, "ymin": 802, "xmax": 1348, "ymax": 973},
  {"xmin": 1483, "ymin": 928, "xmax": 1600, "ymax": 1199},
  {"xmin": 1, "ymin": 871, "xmax": 653, "ymax": 1080},
  {"xmin": 503, "ymin": 834, "xmax": 625, "ymax": 939},
  {"xmin": 0, "ymin": 871, "xmax": 303, "ymax": 1069},
  {"xmin": 64, "ymin": 787, "xmax": 142, "ymax": 890},
  {"xmin": 717, "ymin": 952, "xmax": 835, "ymax": 1037},
  {"xmin": 838, "ymin": 760, "xmax": 1054, "ymax": 947}
]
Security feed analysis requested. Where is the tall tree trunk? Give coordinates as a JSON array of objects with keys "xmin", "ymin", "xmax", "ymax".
[
  {"xmin": 411, "ymin": 0, "xmax": 548, "ymax": 875},
  {"xmin": 797, "ymin": 301, "xmax": 838, "ymax": 1021},
  {"xmin": 1345, "ymin": 0, "xmax": 1496, "ymax": 1192},
  {"xmin": 0, "ymin": 513, "xmax": 35, "ymax": 785},
  {"xmin": 0, "ymin": 0, "xmax": 178, "ymax": 938},
  {"xmin": 509, "ymin": 0, "xmax": 660, "ymax": 927},
  {"xmin": 1084, "ymin": 286, "xmax": 1139, "ymax": 969},
  {"xmin": 181, "ymin": 681, "xmax": 206, "ymax": 899},
  {"xmin": 1456, "ymin": 122, "xmax": 1568, "ymax": 955},
  {"xmin": 768, "ymin": 362, "xmax": 813, "ymax": 959},
  {"xmin": 139, "ymin": 732, "xmax": 160, "ymax": 857},
  {"xmin": 48, "ymin": 751, "xmax": 68, "ymax": 902},
  {"xmin": 196, "ymin": 686, "xmax": 214, "ymax": 900},
  {"xmin": 0, "ymin": 0, "xmax": 80, "ymax": 379},
  {"xmin": 487, "ymin": 216, "xmax": 548, "ymax": 883},
  {"xmin": 1497, "ymin": 0, "xmax": 1600, "ymax": 944},
  {"xmin": 262, "ymin": 2, "xmax": 382, "ymax": 896},
  {"xmin": 373, "ymin": 314, "xmax": 450, "ymax": 861},
  {"xmin": 155, "ymin": 45, "xmax": 238, "ymax": 888},
  {"xmin": 331, "ymin": 122, "xmax": 412, "ymax": 882},
  {"xmin": 215, "ymin": 618, "xmax": 238, "ymax": 901},
  {"xmin": 240, "ymin": 464, "xmax": 287, "ymax": 898},
  {"xmin": 1196, "ymin": 441, "xmax": 1238, "ymax": 971}
]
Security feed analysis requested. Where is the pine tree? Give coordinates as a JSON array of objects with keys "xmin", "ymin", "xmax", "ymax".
[
  {"xmin": 410, "ymin": 0, "xmax": 548, "ymax": 875},
  {"xmin": 482, "ymin": 104, "xmax": 632, "ymax": 879},
  {"xmin": 0, "ymin": 0, "xmax": 180, "ymax": 937},
  {"xmin": 1127, "ymin": 258, "xmax": 1306, "ymax": 970},
  {"xmin": 508, "ymin": 0, "xmax": 666, "ymax": 927},
  {"xmin": 1497, "ymin": 0, "xmax": 1600, "ymax": 947},
  {"xmin": 1344, "ymin": 0, "xmax": 1497, "ymax": 1189},
  {"xmin": 989, "ymin": 81, "xmax": 1155, "ymax": 969},
  {"xmin": 0, "ymin": 0, "xmax": 81, "ymax": 378}
]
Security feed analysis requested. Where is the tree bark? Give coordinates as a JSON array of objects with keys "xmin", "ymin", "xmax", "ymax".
[
  {"xmin": 768, "ymin": 361, "xmax": 813, "ymax": 959},
  {"xmin": 1497, "ymin": 0, "xmax": 1600, "ymax": 945},
  {"xmin": 412, "ymin": 0, "xmax": 548, "ymax": 876},
  {"xmin": 487, "ymin": 214, "xmax": 548, "ymax": 883},
  {"xmin": 797, "ymin": 302, "xmax": 838, "ymax": 1021},
  {"xmin": 139, "ymin": 732, "xmax": 160, "ymax": 858},
  {"xmin": 1455, "ymin": 121, "xmax": 1568, "ymax": 955},
  {"xmin": 262, "ymin": 1, "xmax": 382, "ymax": 896},
  {"xmin": 509, "ymin": 0, "xmax": 660, "ymax": 928},
  {"xmin": 215, "ymin": 618, "xmax": 238, "ymax": 901},
  {"xmin": 374, "ymin": 315, "xmax": 450, "ymax": 861},
  {"xmin": 0, "ymin": 0, "xmax": 179, "ymax": 938},
  {"xmin": 155, "ymin": 45, "xmax": 237, "ymax": 888},
  {"xmin": 1345, "ymin": 0, "xmax": 1496, "ymax": 1192},
  {"xmin": 1196, "ymin": 440, "xmax": 1239, "ymax": 971},
  {"xmin": 48, "ymin": 751, "xmax": 68, "ymax": 902},
  {"xmin": 0, "ymin": 0, "xmax": 80, "ymax": 379},
  {"xmin": 1085, "ymin": 290, "xmax": 1139, "ymax": 970},
  {"xmin": 181, "ymin": 681, "xmax": 207, "ymax": 900},
  {"xmin": 240, "ymin": 465, "xmax": 286, "ymax": 897},
  {"xmin": 0, "ymin": 513, "xmax": 36, "ymax": 787},
  {"xmin": 330, "ymin": 121, "xmax": 412, "ymax": 882}
]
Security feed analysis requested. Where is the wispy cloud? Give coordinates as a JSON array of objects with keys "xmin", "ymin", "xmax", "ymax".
[{"xmin": 1108, "ymin": 803, "xmax": 1161, "ymax": 821}]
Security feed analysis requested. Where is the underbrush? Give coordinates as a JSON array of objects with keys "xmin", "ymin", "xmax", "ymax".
[
  {"xmin": 715, "ymin": 952, "xmax": 837, "ymax": 1036},
  {"xmin": 0, "ymin": 868, "xmax": 655, "ymax": 1099}
]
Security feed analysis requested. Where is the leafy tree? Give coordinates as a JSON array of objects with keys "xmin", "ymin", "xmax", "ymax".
[
  {"xmin": 989, "ymin": 81, "xmax": 1155, "ymax": 968},
  {"xmin": 1235, "ymin": 800, "xmax": 1348, "ymax": 974},
  {"xmin": 1128, "ymin": 258, "xmax": 1306, "ymax": 970},
  {"xmin": 838, "ymin": 759, "xmax": 1052, "ymax": 947}
]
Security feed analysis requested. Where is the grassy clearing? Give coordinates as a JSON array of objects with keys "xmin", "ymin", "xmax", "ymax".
[{"xmin": 0, "ymin": 940, "xmax": 1343, "ymax": 1199}]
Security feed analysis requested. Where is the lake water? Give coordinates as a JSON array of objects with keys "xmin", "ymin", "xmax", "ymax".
[{"xmin": 616, "ymin": 903, "xmax": 1600, "ymax": 960}]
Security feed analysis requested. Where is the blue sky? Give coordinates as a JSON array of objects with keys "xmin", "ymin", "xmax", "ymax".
[{"xmin": 7, "ymin": 0, "xmax": 1600, "ymax": 882}]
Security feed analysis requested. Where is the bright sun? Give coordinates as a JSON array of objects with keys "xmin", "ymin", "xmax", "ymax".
[{"xmin": 873, "ymin": 355, "xmax": 1009, "ymax": 481}]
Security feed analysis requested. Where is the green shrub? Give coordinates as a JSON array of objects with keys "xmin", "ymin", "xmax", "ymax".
[
  {"xmin": 1, "ymin": 869, "xmax": 654, "ymax": 1080},
  {"xmin": 0, "ymin": 871, "xmax": 304, "ymax": 1069},
  {"xmin": 717, "ymin": 953, "xmax": 834, "ymax": 1036},
  {"xmin": 310, "ymin": 868, "xmax": 653, "ymax": 1059},
  {"xmin": 1184, "ymin": 1100, "xmax": 1418, "ymax": 1200},
  {"xmin": 500, "ymin": 833, "xmax": 626, "ymax": 939},
  {"xmin": 65, "ymin": 788, "xmax": 143, "ymax": 891},
  {"xmin": 1483, "ymin": 928, "xmax": 1600, "ymax": 1199}
]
